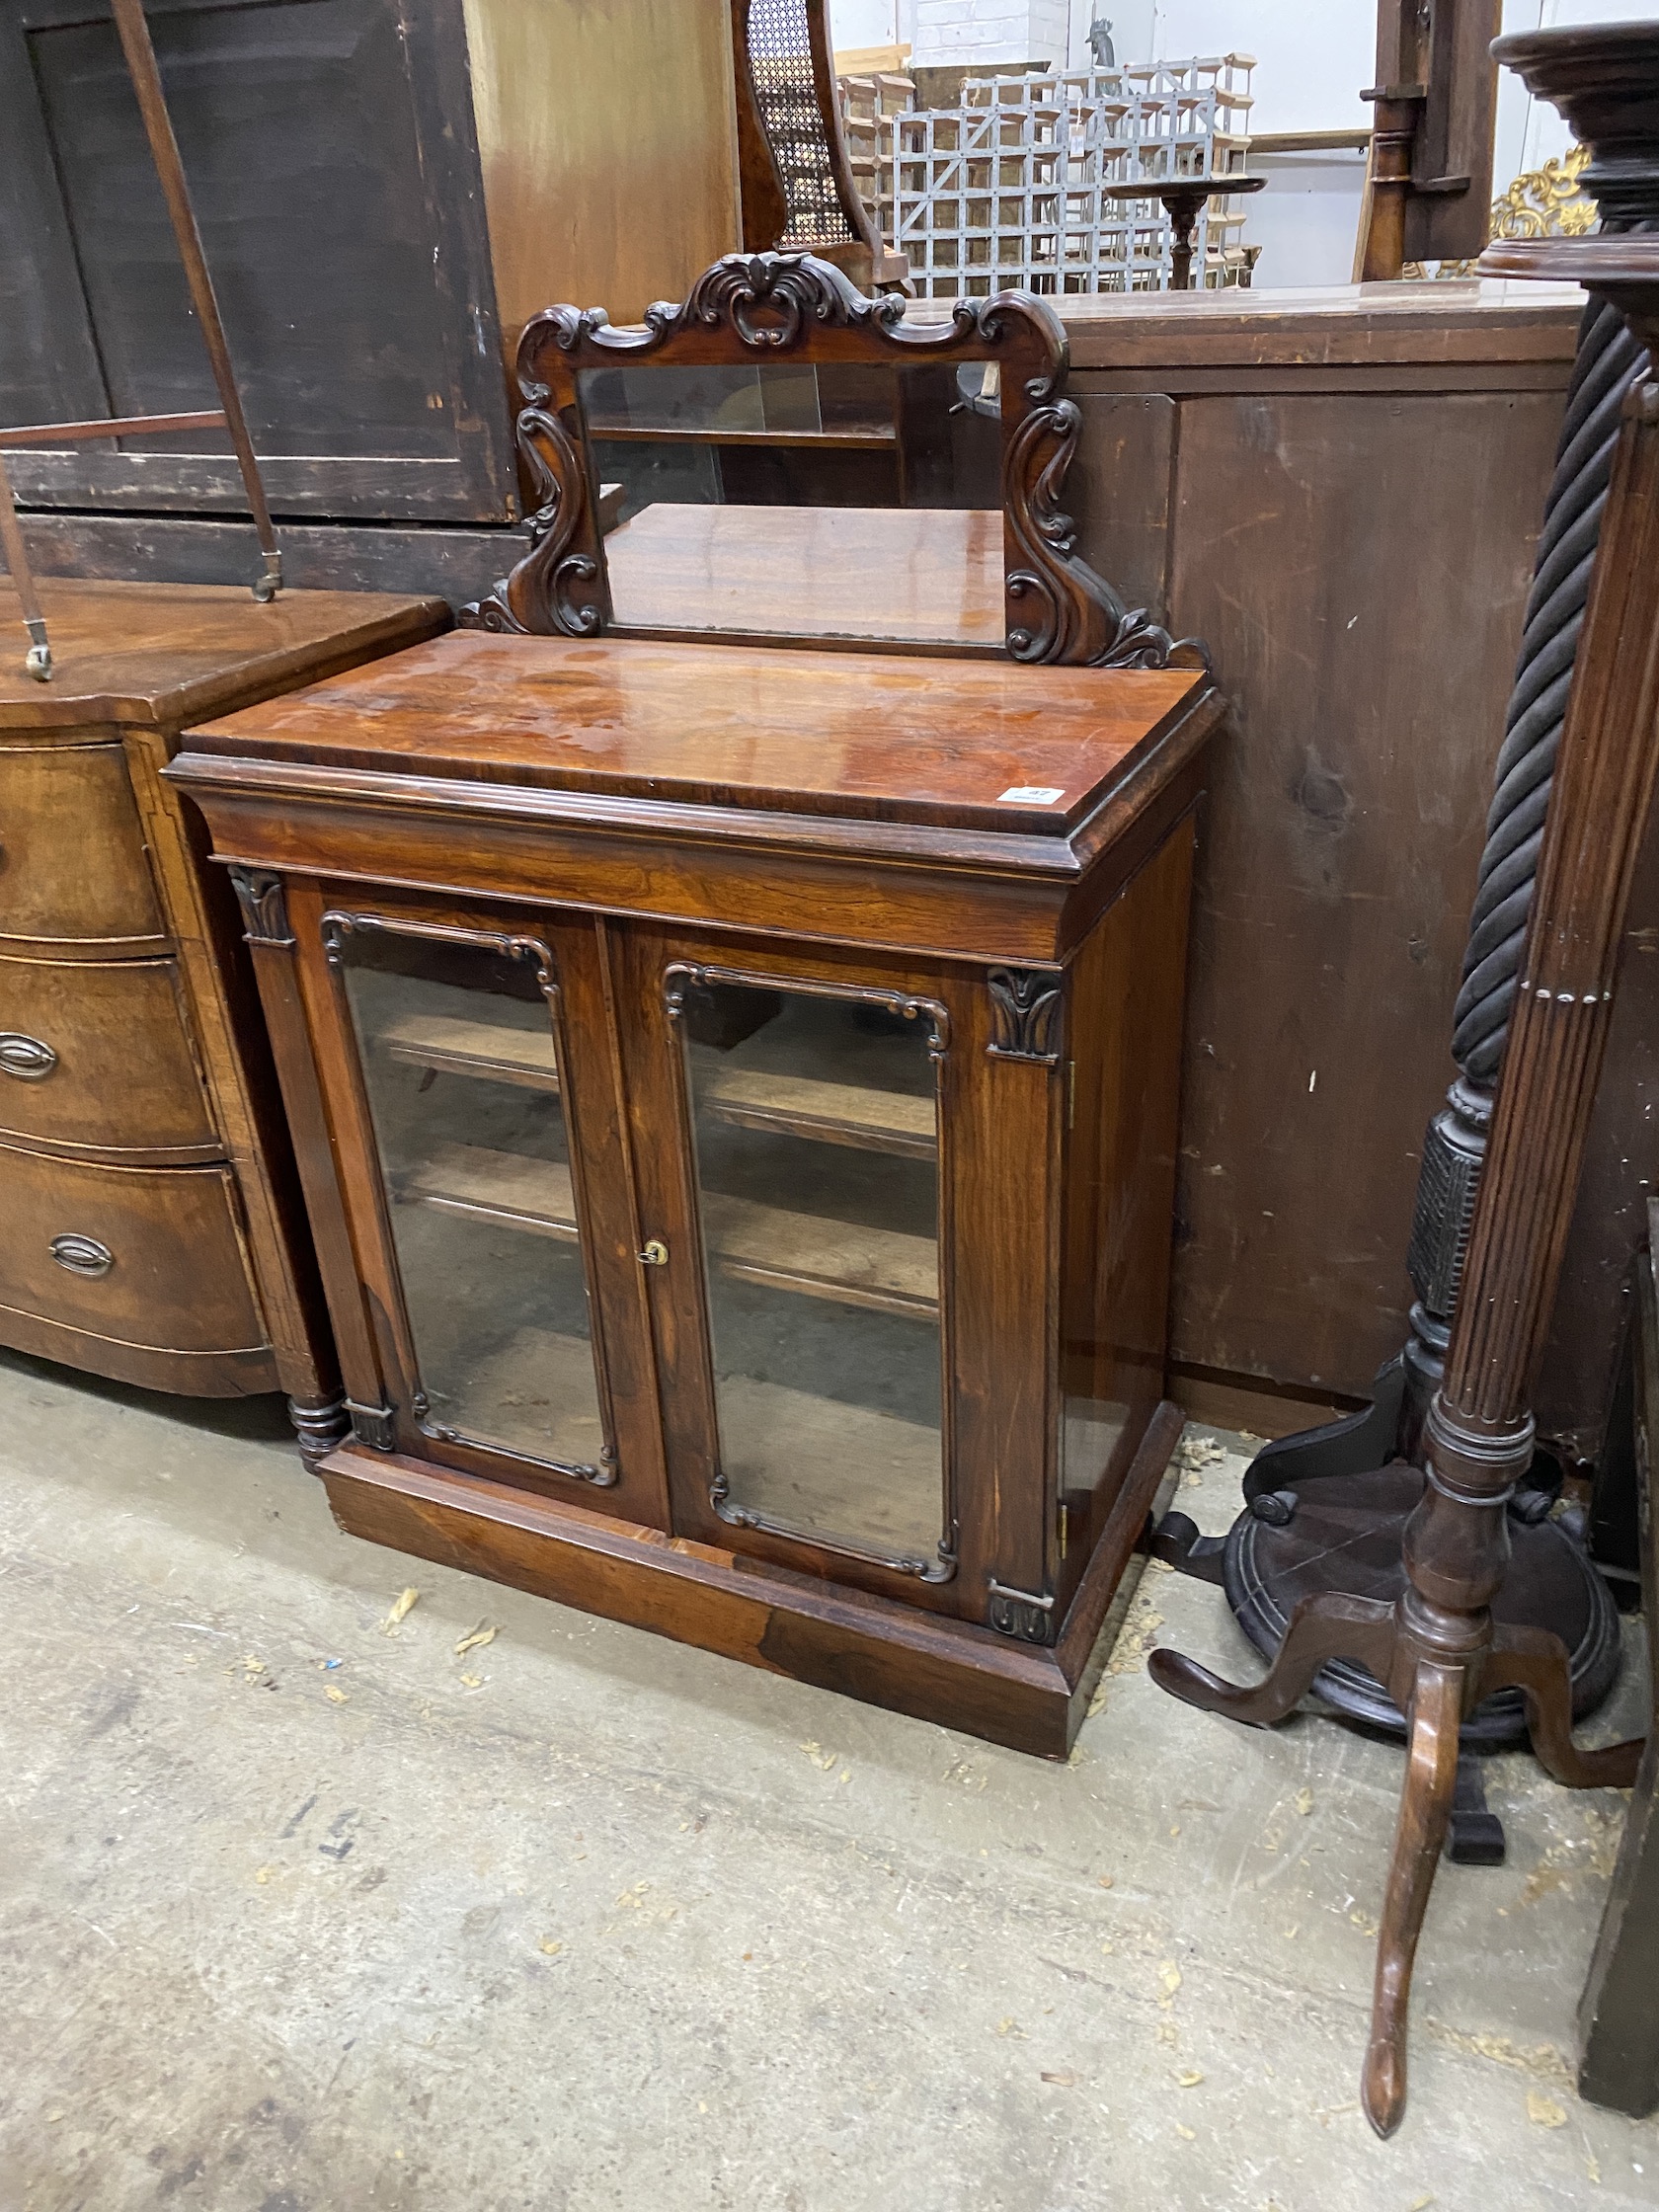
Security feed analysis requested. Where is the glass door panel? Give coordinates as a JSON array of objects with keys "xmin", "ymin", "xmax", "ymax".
[
  {"xmin": 670, "ymin": 970, "xmax": 953, "ymax": 1580},
  {"xmin": 327, "ymin": 915, "xmax": 610, "ymax": 1481}
]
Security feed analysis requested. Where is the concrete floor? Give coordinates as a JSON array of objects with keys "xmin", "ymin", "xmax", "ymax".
[{"xmin": 2, "ymin": 1346, "xmax": 1656, "ymax": 2212}]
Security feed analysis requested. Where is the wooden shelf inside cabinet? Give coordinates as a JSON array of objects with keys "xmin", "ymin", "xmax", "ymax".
[
  {"xmin": 591, "ymin": 424, "xmax": 897, "ymax": 449},
  {"xmin": 711, "ymin": 1194, "xmax": 938, "ymax": 1319},
  {"xmin": 701, "ymin": 1067, "xmax": 936, "ymax": 1159},
  {"xmin": 401, "ymin": 1141, "xmax": 938, "ymax": 1318},
  {"xmin": 403, "ymin": 1144, "xmax": 578, "ymax": 1241},
  {"xmin": 379, "ymin": 1013, "xmax": 559, "ymax": 1092},
  {"xmin": 383, "ymin": 1010, "xmax": 934, "ymax": 1158}
]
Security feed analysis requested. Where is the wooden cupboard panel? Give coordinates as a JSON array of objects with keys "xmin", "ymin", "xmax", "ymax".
[
  {"xmin": 0, "ymin": 0, "xmax": 513, "ymax": 522},
  {"xmin": 1066, "ymin": 392, "xmax": 1177, "ymax": 627},
  {"xmin": 285, "ymin": 885, "xmax": 672, "ymax": 1524},
  {"xmin": 1057, "ymin": 814, "xmax": 1195, "ymax": 1618},
  {"xmin": 0, "ymin": 952, "xmax": 216, "ymax": 1159},
  {"xmin": 609, "ymin": 923, "xmax": 990, "ymax": 1613},
  {"xmin": 0, "ymin": 1142, "xmax": 262, "ymax": 1353},
  {"xmin": 1166, "ymin": 387, "xmax": 1563, "ymax": 1402},
  {"xmin": 462, "ymin": 0, "xmax": 739, "ymax": 344},
  {"xmin": 0, "ymin": 743, "xmax": 164, "ymax": 951}
]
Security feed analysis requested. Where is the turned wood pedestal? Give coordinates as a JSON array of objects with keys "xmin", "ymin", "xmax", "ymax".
[{"xmin": 1152, "ymin": 23, "xmax": 1659, "ymax": 2138}]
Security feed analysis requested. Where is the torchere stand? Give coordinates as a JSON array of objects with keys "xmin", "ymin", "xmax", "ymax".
[
  {"xmin": 1099, "ymin": 176, "xmax": 1266, "ymax": 292},
  {"xmin": 1151, "ymin": 22, "xmax": 1659, "ymax": 2137}
]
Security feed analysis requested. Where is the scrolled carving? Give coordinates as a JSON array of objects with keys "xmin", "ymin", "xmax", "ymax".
[
  {"xmin": 711, "ymin": 1467, "xmax": 958, "ymax": 1582},
  {"xmin": 670, "ymin": 250, "xmax": 905, "ymax": 349},
  {"xmin": 1004, "ymin": 401, "xmax": 1208, "ymax": 671},
  {"xmin": 664, "ymin": 960, "xmax": 949, "ymax": 1061},
  {"xmin": 462, "ymin": 395, "xmax": 603, "ymax": 639},
  {"xmin": 320, "ymin": 911, "xmax": 557, "ymax": 1003},
  {"xmin": 987, "ymin": 967, "xmax": 1063, "ymax": 1064},
  {"xmin": 460, "ymin": 249, "xmax": 1211, "ymax": 670},
  {"xmin": 411, "ymin": 1391, "xmax": 616, "ymax": 1487}
]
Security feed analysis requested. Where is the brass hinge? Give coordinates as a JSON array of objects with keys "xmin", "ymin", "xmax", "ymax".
[{"xmin": 346, "ymin": 1397, "xmax": 396, "ymax": 1452}]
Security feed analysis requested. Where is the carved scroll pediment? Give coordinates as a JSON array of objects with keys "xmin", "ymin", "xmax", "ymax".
[{"xmin": 462, "ymin": 249, "xmax": 1208, "ymax": 673}]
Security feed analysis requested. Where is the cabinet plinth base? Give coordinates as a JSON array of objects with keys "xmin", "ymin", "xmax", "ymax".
[{"xmin": 318, "ymin": 1399, "xmax": 1182, "ymax": 1758}]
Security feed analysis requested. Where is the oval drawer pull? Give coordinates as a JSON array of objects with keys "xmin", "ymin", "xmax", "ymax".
[
  {"xmin": 51, "ymin": 1232, "xmax": 114, "ymax": 1279},
  {"xmin": 0, "ymin": 1032, "xmax": 57, "ymax": 1081}
]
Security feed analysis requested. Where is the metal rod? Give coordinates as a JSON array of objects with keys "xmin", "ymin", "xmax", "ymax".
[
  {"xmin": 107, "ymin": 0, "xmax": 282, "ymax": 598},
  {"xmin": 0, "ymin": 410, "xmax": 225, "ymax": 450},
  {"xmin": 0, "ymin": 455, "xmax": 52, "ymax": 680}
]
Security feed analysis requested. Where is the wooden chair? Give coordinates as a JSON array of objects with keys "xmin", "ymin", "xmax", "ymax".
[{"xmin": 729, "ymin": 0, "xmax": 908, "ymax": 290}]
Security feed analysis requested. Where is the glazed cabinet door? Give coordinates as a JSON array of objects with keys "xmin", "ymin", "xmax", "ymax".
[
  {"xmin": 287, "ymin": 883, "xmax": 666, "ymax": 1523},
  {"xmin": 610, "ymin": 923, "xmax": 1063, "ymax": 1627}
]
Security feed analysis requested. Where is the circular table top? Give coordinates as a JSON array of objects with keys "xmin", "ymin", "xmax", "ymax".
[{"xmin": 1098, "ymin": 174, "xmax": 1267, "ymax": 202}]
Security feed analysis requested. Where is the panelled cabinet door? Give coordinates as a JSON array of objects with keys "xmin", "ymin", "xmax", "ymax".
[
  {"xmin": 296, "ymin": 892, "xmax": 667, "ymax": 1524},
  {"xmin": 609, "ymin": 922, "xmax": 1064, "ymax": 1628},
  {"xmin": 0, "ymin": 0, "xmax": 514, "ymax": 522}
]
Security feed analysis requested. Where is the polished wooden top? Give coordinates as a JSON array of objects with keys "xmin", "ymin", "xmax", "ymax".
[
  {"xmin": 0, "ymin": 578, "xmax": 449, "ymax": 733},
  {"xmin": 603, "ymin": 504, "xmax": 1005, "ymax": 649},
  {"xmin": 184, "ymin": 630, "xmax": 1208, "ymax": 834},
  {"xmin": 1031, "ymin": 277, "xmax": 1585, "ymax": 370}
]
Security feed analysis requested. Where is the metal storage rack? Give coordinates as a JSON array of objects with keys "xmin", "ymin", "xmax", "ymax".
[{"xmin": 841, "ymin": 55, "xmax": 1256, "ymax": 298}]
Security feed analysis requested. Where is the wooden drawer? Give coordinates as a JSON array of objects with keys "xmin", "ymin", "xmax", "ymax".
[
  {"xmin": 0, "ymin": 953, "xmax": 218, "ymax": 1159},
  {"xmin": 0, "ymin": 744, "xmax": 165, "ymax": 951},
  {"xmin": 0, "ymin": 1143, "xmax": 263, "ymax": 1354}
]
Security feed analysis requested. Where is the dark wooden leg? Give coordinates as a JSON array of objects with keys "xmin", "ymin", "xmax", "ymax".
[
  {"xmin": 1148, "ymin": 1589, "xmax": 1395, "ymax": 1724},
  {"xmin": 1448, "ymin": 1749, "xmax": 1506, "ymax": 1864},
  {"xmin": 288, "ymin": 1393, "xmax": 350, "ymax": 1471},
  {"xmin": 1239, "ymin": 1355, "xmax": 1407, "ymax": 1497},
  {"xmin": 1487, "ymin": 1622, "xmax": 1643, "ymax": 1789},
  {"xmin": 1161, "ymin": 188, "xmax": 1204, "ymax": 291},
  {"xmin": 1579, "ymin": 1222, "xmax": 1659, "ymax": 2115},
  {"xmin": 1364, "ymin": 1658, "xmax": 1462, "ymax": 2138}
]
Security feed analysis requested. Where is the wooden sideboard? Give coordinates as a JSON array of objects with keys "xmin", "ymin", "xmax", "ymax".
[
  {"xmin": 1049, "ymin": 281, "xmax": 1632, "ymax": 1445},
  {"xmin": 170, "ymin": 631, "xmax": 1222, "ymax": 1752},
  {"xmin": 0, "ymin": 579, "xmax": 447, "ymax": 1444}
]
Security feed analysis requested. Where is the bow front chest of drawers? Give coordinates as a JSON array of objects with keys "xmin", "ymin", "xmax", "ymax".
[
  {"xmin": 171, "ymin": 632, "xmax": 1221, "ymax": 1753},
  {"xmin": 0, "ymin": 579, "xmax": 447, "ymax": 1437}
]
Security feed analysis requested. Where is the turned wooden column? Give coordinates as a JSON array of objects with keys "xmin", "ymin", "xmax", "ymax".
[{"xmin": 1153, "ymin": 21, "xmax": 1659, "ymax": 2140}]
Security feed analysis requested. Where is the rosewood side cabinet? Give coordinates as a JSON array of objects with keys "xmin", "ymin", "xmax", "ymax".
[{"xmin": 170, "ymin": 632, "xmax": 1221, "ymax": 1754}]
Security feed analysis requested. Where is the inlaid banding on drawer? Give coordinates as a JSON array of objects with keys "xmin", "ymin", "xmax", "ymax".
[
  {"xmin": 0, "ymin": 742, "xmax": 165, "ymax": 952},
  {"xmin": 0, "ymin": 1141, "xmax": 264, "ymax": 1354},
  {"xmin": 0, "ymin": 952, "xmax": 219, "ymax": 1162}
]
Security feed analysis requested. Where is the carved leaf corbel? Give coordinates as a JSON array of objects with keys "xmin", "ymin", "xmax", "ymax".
[{"xmin": 987, "ymin": 966, "xmax": 1064, "ymax": 1063}]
